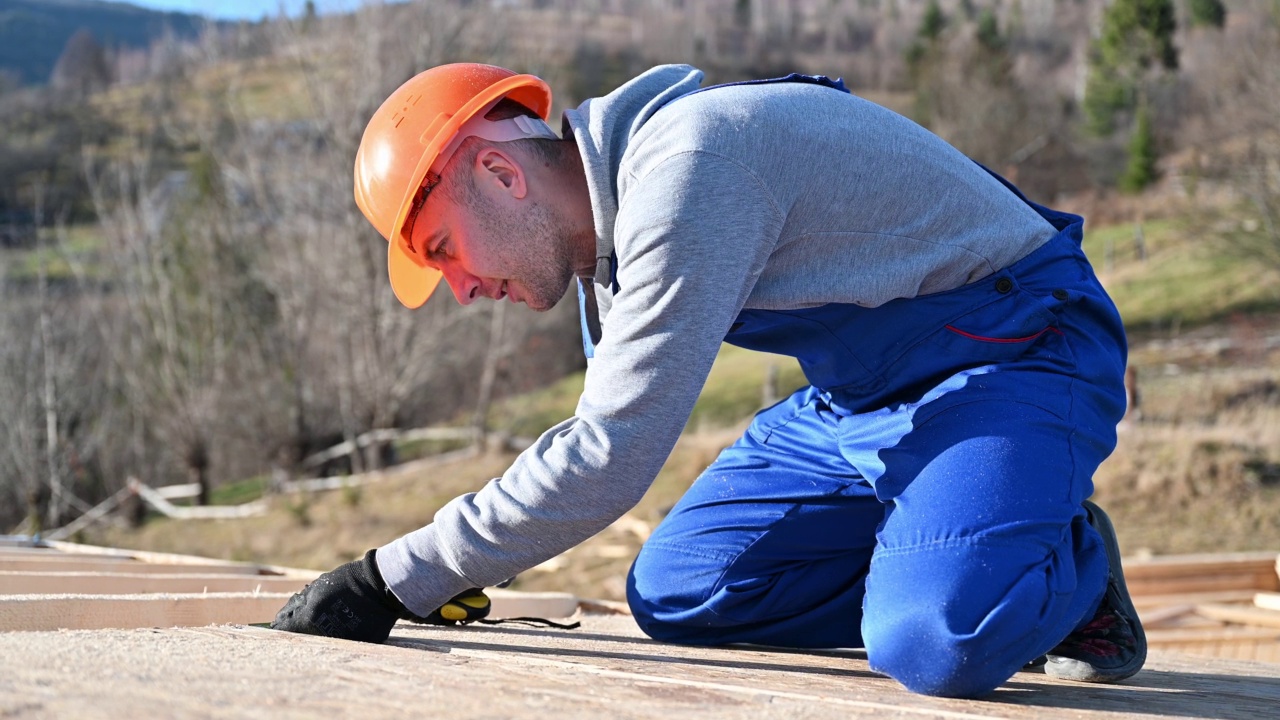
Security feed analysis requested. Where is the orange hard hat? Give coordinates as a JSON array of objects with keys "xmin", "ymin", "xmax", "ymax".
[{"xmin": 354, "ymin": 63, "xmax": 553, "ymax": 308}]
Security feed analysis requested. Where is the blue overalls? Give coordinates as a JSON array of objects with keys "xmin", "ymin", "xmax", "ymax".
[{"xmin": 590, "ymin": 75, "xmax": 1129, "ymax": 698}]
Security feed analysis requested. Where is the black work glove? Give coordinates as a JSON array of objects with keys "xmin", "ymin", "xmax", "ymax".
[{"xmin": 271, "ymin": 549, "xmax": 492, "ymax": 643}]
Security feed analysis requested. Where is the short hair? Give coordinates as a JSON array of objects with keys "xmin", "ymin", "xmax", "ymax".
[{"xmin": 437, "ymin": 98, "xmax": 566, "ymax": 206}]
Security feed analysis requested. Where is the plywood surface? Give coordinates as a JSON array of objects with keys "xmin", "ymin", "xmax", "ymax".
[
  {"xmin": 0, "ymin": 571, "xmax": 310, "ymax": 596},
  {"xmin": 2, "ymin": 616, "xmax": 1278, "ymax": 719},
  {"xmin": 0, "ymin": 556, "xmax": 266, "ymax": 575},
  {"xmin": 0, "ymin": 593, "xmax": 294, "ymax": 631}
]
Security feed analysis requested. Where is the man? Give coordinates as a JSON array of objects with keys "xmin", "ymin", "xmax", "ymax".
[{"xmin": 273, "ymin": 63, "xmax": 1144, "ymax": 698}]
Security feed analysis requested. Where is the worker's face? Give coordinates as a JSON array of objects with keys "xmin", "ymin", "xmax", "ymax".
[{"xmin": 409, "ymin": 145, "xmax": 577, "ymax": 312}]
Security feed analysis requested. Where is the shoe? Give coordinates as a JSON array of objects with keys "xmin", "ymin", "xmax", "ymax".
[{"xmin": 1044, "ymin": 500, "xmax": 1147, "ymax": 683}]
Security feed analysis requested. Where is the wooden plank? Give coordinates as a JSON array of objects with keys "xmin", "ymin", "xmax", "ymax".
[
  {"xmin": 154, "ymin": 483, "xmax": 201, "ymax": 499},
  {"xmin": 1155, "ymin": 614, "xmax": 1231, "ymax": 630},
  {"xmin": 0, "ymin": 589, "xmax": 577, "ymax": 632},
  {"xmin": 1122, "ymin": 551, "xmax": 1280, "ymax": 579},
  {"xmin": 1195, "ymin": 603, "xmax": 1280, "ymax": 630},
  {"xmin": 1132, "ymin": 589, "xmax": 1258, "ymax": 609},
  {"xmin": 0, "ymin": 546, "xmax": 62, "ymax": 556},
  {"xmin": 1147, "ymin": 626, "xmax": 1280, "ymax": 644},
  {"xmin": 0, "ymin": 571, "xmax": 309, "ymax": 595},
  {"xmin": 1259, "ymin": 642, "xmax": 1280, "ymax": 663},
  {"xmin": 487, "ymin": 589, "xmax": 580, "ymax": 620},
  {"xmin": 41, "ymin": 541, "xmax": 320, "ymax": 578},
  {"xmin": 128, "ymin": 478, "xmax": 267, "ymax": 520},
  {"xmin": 4, "ymin": 615, "xmax": 1280, "ymax": 719},
  {"xmin": 0, "ymin": 557, "xmax": 265, "ymax": 575},
  {"xmin": 1256, "ymin": 592, "xmax": 1280, "ymax": 612},
  {"xmin": 1127, "ymin": 572, "xmax": 1280, "ymax": 596},
  {"xmin": 44, "ymin": 486, "xmax": 133, "ymax": 541},
  {"xmin": 1137, "ymin": 603, "xmax": 1196, "ymax": 628},
  {"xmin": 0, "ymin": 593, "xmax": 293, "ymax": 631}
]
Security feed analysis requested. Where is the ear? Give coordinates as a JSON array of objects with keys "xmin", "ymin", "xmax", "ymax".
[{"xmin": 474, "ymin": 146, "xmax": 528, "ymax": 200}]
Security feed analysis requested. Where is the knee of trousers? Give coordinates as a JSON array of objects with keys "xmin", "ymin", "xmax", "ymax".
[
  {"xmin": 625, "ymin": 541, "xmax": 738, "ymax": 645},
  {"xmin": 861, "ymin": 540, "xmax": 1104, "ymax": 698},
  {"xmin": 863, "ymin": 611, "xmax": 1023, "ymax": 699}
]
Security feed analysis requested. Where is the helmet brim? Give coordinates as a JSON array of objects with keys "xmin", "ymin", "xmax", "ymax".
[{"xmin": 389, "ymin": 241, "xmax": 443, "ymax": 309}]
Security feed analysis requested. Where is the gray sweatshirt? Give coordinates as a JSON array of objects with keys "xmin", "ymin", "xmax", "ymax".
[{"xmin": 377, "ymin": 65, "xmax": 1057, "ymax": 616}]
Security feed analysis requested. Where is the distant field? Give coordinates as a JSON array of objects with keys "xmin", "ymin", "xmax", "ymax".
[{"xmin": 1082, "ymin": 211, "xmax": 1280, "ymax": 334}]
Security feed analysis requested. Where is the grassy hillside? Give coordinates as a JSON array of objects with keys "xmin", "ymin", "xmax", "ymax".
[{"xmin": 1082, "ymin": 212, "xmax": 1280, "ymax": 334}]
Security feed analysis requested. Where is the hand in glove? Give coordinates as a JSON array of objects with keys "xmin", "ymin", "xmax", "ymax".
[{"xmin": 271, "ymin": 549, "xmax": 491, "ymax": 643}]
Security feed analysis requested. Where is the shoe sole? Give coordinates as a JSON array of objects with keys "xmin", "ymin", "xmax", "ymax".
[{"xmin": 1044, "ymin": 500, "xmax": 1148, "ymax": 683}]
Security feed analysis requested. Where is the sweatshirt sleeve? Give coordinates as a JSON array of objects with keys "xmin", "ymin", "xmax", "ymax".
[{"xmin": 377, "ymin": 151, "xmax": 784, "ymax": 617}]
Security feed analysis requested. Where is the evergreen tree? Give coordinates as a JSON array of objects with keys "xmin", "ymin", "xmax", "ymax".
[
  {"xmin": 906, "ymin": 0, "xmax": 949, "ymax": 125},
  {"xmin": 303, "ymin": 0, "xmax": 318, "ymax": 32},
  {"xmin": 1120, "ymin": 105, "xmax": 1158, "ymax": 192},
  {"xmin": 1084, "ymin": 0, "xmax": 1178, "ymax": 135},
  {"xmin": 1082, "ymin": 0, "xmax": 1178, "ymax": 192},
  {"xmin": 1188, "ymin": 0, "xmax": 1227, "ymax": 28},
  {"xmin": 919, "ymin": 0, "xmax": 946, "ymax": 41},
  {"xmin": 976, "ymin": 8, "xmax": 1003, "ymax": 52}
]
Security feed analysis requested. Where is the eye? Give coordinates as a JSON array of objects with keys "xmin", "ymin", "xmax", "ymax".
[{"xmin": 430, "ymin": 236, "xmax": 450, "ymax": 261}]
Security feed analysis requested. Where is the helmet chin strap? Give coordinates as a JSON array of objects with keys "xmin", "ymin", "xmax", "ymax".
[{"xmin": 430, "ymin": 103, "xmax": 560, "ymax": 176}]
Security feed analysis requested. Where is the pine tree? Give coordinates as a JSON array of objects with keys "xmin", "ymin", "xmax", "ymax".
[
  {"xmin": 1188, "ymin": 0, "xmax": 1227, "ymax": 28},
  {"xmin": 1084, "ymin": 0, "xmax": 1178, "ymax": 135},
  {"xmin": 919, "ymin": 0, "xmax": 946, "ymax": 41},
  {"xmin": 906, "ymin": 0, "xmax": 949, "ymax": 125},
  {"xmin": 976, "ymin": 8, "xmax": 1003, "ymax": 52},
  {"xmin": 1120, "ymin": 105, "xmax": 1158, "ymax": 193}
]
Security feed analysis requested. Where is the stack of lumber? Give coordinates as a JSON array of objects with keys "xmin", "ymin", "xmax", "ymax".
[
  {"xmin": 0, "ymin": 539, "xmax": 312, "ymax": 631},
  {"xmin": 1129, "ymin": 551, "xmax": 1280, "ymax": 663},
  {"xmin": 0, "ymin": 539, "xmax": 581, "ymax": 632}
]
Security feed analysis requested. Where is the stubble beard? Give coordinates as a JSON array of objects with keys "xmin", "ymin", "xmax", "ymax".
[{"xmin": 506, "ymin": 201, "xmax": 576, "ymax": 312}]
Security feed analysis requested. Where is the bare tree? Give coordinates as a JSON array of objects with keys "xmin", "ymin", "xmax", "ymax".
[
  {"xmin": 1191, "ymin": 4, "xmax": 1280, "ymax": 270},
  {"xmin": 0, "ymin": 208, "xmax": 112, "ymax": 532},
  {"xmin": 84, "ymin": 138, "xmax": 254, "ymax": 504}
]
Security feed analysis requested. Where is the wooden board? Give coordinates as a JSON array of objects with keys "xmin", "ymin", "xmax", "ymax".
[
  {"xmin": 4, "ymin": 617, "xmax": 1280, "ymax": 719},
  {"xmin": 1135, "ymin": 604, "xmax": 1195, "ymax": 628},
  {"xmin": 1123, "ymin": 552, "xmax": 1280, "ymax": 595},
  {"xmin": 1146, "ymin": 627, "xmax": 1280, "ymax": 644},
  {"xmin": 1128, "ymin": 575, "xmax": 1280, "ymax": 596},
  {"xmin": 1131, "ymin": 589, "xmax": 1258, "ymax": 610},
  {"xmin": 0, "ymin": 557, "xmax": 266, "ymax": 575},
  {"xmin": 1147, "ymin": 631, "xmax": 1280, "ymax": 664},
  {"xmin": 0, "ymin": 571, "xmax": 310, "ymax": 595},
  {"xmin": 0, "ymin": 587, "xmax": 578, "ymax": 632},
  {"xmin": 0, "ymin": 546, "xmax": 57, "ymax": 555},
  {"xmin": 43, "ymin": 540, "xmax": 321, "ymax": 578},
  {"xmin": 1193, "ymin": 603, "xmax": 1280, "ymax": 630},
  {"xmin": 0, "ymin": 593, "xmax": 293, "ymax": 631},
  {"xmin": 486, "ymin": 589, "xmax": 580, "ymax": 620},
  {"xmin": 1122, "ymin": 551, "xmax": 1280, "ymax": 578}
]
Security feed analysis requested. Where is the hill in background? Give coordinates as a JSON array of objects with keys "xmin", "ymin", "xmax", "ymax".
[{"xmin": 0, "ymin": 0, "xmax": 206, "ymax": 85}]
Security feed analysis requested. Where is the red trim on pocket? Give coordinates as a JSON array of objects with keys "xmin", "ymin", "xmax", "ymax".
[{"xmin": 944, "ymin": 324, "xmax": 1063, "ymax": 344}]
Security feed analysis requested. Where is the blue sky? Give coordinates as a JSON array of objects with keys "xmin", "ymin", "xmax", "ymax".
[{"xmin": 123, "ymin": 0, "xmax": 371, "ymax": 20}]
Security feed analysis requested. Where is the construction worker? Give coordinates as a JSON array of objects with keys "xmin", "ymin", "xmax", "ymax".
[{"xmin": 273, "ymin": 63, "xmax": 1145, "ymax": 698}]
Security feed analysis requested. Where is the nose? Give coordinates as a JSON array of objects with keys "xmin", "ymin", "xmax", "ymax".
[{"xmin": 440, "ymin": 264, "xmax": 481, "ymax": 306}]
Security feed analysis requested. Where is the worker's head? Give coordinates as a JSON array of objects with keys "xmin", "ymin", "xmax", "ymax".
[{"xmin": 354, "ymin": 63, "xmax": 593, "ymax": 310}]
